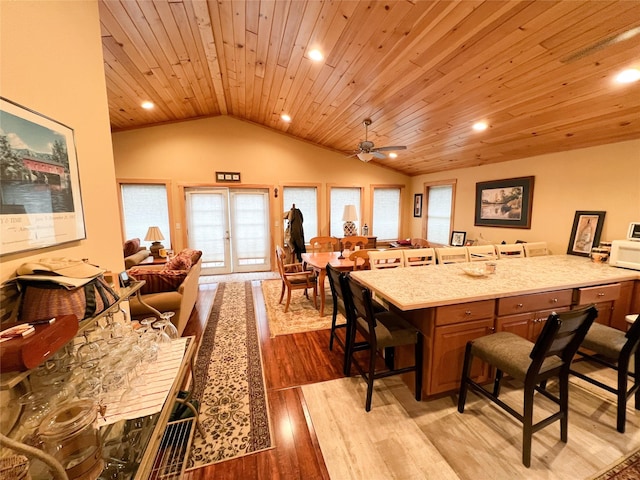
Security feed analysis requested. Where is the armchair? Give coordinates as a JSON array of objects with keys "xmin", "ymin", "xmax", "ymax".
[{"xmin": 275, "ymin": 245, "xmax": 317, "ymax": 313}]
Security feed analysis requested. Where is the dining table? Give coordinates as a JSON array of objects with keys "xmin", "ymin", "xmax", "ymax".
[{"xmin": 301, "ymin": 251, "xmax": 355, "ymax": 316}]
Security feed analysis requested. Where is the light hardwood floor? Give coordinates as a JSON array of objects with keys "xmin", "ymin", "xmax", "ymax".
[{"xmin": 184, "ymin": 279, "xmax": 640, "ymax": 479}]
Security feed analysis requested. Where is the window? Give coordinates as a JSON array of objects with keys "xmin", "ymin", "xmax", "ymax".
[
  {"xmin": 282, "ymin": 186, "xmax": 318, "ymax": 240},
  {"xmin": 425, "ymin": 182, "xmax": 455, "ymax": 246},
  {"xmin": 330, "ymin": 187, "xmax": 361, "ymax": 237},
  {"xmin": 372, "ymin": 187, "xmax": 401, "ymax": 240},
  {"xmin": 120, "ymin": 183, "xmax": 171, "ymax": 249}
]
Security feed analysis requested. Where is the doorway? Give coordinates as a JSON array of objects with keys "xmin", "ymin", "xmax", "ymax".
[{"xmin": 185, "ymin": 187, "xmax": 271, "ymax": 275}]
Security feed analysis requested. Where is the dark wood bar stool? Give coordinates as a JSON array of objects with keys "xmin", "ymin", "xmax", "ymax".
[
  {"xmin": 458, "ymin": 305, "xmax": 598, "ymax": 467},
  {"xmin": 326, "ymin": 263, "xmax": 350, "ymax": 375},
  {"xmin": 570, "ymin": 314, "xmax": 640, "ymax": 433},
  {"xmin": 342, "ymin": 274, "xmax": 423, "ymax": 411}
]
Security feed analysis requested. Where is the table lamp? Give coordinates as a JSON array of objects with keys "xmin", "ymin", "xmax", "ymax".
[
  {"xmin": 145, "ymin": 226, "xmax": 165, "ymax": 258},
  {"xmin": 342, "ymin": 205, "xmax": 358, "ymax": 237}
]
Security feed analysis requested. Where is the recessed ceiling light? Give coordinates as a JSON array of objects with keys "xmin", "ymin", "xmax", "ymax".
[
  {"xmin": 388, "ymin": 152, "xmax": 398, "ymax": 158},
  {"xmin": 473, "ymin": 122, "xmax": 488, "ymax": 131},
  {"xmin": 141, "ymin": 101, "xmax": 154, "ymax": 109},
  {"xmin": 308, "ymin": 49, "xmax": 324, "ymax": 62},
  {"xmin": 616, "ymin": 69, "xmax": 640, "ymax": 84},
  {"xmin": 281, "ymin": 114, "xmax": 291, "ymax": 123}
]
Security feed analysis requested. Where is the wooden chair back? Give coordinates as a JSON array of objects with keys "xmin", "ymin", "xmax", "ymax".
[
  {"xmin": 466, "ymin": 245, "xmax": 497, "ymax": 262},
  {"xmin": 349, "ymin": 249, "xmax": 374, "ymax": 270},
  {"xmin": 523, "ymin": 242, "xmax": 548, "ymax": 257},
  {"xmin": 435, "ymin": 246, "xmax": 469, "ymax": 264},
  {"xmin": 495, "ymin": 243, "xmax": 525, "ymax": 259},
  {"xmin": 368, "ymin": 249, "xmax": 404, "ymax": 269},
  {"xmin": 308, "ymin": 236, "xmax": 339, "ymax": 253},
  {"xmin": 403, "ymin": 248, "xmax": 436, "ymax": 267},
  {"xmin": 341, "ymin": 236, "xmax": 368, "ymax": 251}
]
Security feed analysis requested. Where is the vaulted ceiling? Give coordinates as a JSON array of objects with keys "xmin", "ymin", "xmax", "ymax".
[{"xmin": 100, "ymin": 1, "xmax": 640, "ymax": 176}]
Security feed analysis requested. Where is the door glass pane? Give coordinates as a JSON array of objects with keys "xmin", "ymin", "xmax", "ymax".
[
  {"xmin": 426, "ymin": 185, "xmax": 453, "ymax": 245},
  {"xmin": 283, "ymin": 186, "xmax": 317, "ymax": 240},
  {"xmin": 230, "ymin": 190, "xmax": 269, "ymax": 269},
  {"xmin": 330, "ymin": 187, "xmax": 361, "ymax": 237},
  {"xmin": 373, "ymin": 187, "xmax": 400, "ymax": 240},
  {"xmin": 121, "ymin": 184, "xmax": 171, "ymax": 249},
  {"xmin": 186, "ymin": 190, "xmax": 227, "ymax": 266}
]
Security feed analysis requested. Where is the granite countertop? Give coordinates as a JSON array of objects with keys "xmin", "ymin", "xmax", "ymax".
[{"xmin": 350, "ymin": 255, "xmax": 640, "ymax": 311}]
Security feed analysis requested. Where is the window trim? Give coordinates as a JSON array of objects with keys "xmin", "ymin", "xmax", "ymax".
[{"xmin": 423, "ymin": 179, "xmax": 457, "ymax": 247}]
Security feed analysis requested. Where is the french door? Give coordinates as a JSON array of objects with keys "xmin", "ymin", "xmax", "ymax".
[{"xmin": 185, "ymin": 187, "xmax": 271, "ymax": 275}]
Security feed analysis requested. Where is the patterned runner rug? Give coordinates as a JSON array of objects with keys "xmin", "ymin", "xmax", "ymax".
[
  {"xmin": 592, "ymin": 450, "xmax": 640, "ymax": 480},
  {"xmin": 186, "ymin": 282, "xmax": 272, "ymax": 469},
  {"xmin": 261, "ymin": 279, "xmax": 335, "ymax": 336}
]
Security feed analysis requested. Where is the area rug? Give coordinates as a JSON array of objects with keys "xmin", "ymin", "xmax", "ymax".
[
  {"xmin": 592, "ymin": 449, "xmax": 640, "ymax": 480},
  {"xmin": 186, "ymin": 282, "xmax": 272, "ymax": 469},
  {"xmin": 261, "ymin": 279, "xmax": 335, "ymax": 337}
]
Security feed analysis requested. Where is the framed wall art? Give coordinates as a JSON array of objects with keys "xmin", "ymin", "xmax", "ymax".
[
  {"xmin": 474, "ymin": 176, "xmax": 534, "ymax": 228},
  {"xmin": 0, "ymin": 97, "xmax": 86, "ymax": 255},
  {"xmin": 413, "ymin": 193, "xmax": 423, "ymax": 218},
  {"xmin": 567, "ymin": 210, "xmax": 606, "ymax": 257}
]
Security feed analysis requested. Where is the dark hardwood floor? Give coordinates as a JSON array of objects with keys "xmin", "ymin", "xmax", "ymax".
[{"xmin": 183, "ymin": 281, "xmax": 346, "ymax": 479}]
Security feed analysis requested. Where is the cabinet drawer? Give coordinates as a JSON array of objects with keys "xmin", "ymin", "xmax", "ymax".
[
  {"xmin": 574, "ymin": 283, "xmax": 621, "ymax": 305},
  {"xmin": 435, "ymin": 300, "xmax": 495, "ymax": 326},
  {"xmin": 497, "ymin": 289, "xmax": 573, "ymax": 316}
]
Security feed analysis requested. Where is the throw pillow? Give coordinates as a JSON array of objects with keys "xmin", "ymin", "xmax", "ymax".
[
  {"xmin": 165, "ymin": 254, "xmax": 192, "ymax": 271},
  {"xmin": 128, "ymin": 268, "xmax": 187, "ymax": 294},
  {"xmin": 123, "ymin": 238, "xmax": 141, "ymax": 257}
]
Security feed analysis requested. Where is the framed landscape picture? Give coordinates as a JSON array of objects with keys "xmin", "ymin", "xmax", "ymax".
[
  {"xmin": 474, "ymin": 176, "xmax": 534, "ymax": 228},
  {"xmin": 0, "ymin": 97, "xmax": 86, "ymax": 255},
  {"xmin": 567, "ymin": 210, "xmax": 606, "ymax": 256}
]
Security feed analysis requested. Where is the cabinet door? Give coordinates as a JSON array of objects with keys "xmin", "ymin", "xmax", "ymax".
[
  {"xmin": 430, "ymin": 318, "xmax": 494, "ymax": 395},
  {"xmin": 530, "ymin": 306, "xmax": 570, "ymax": 341},
  {"xmin": 496, "ymin": 313, "xmax": 533, "ymax": 339},
  {"xmin": 611, "ymin": 281, "xmax": 634, "ymax": 331},
  {"xmin": 593, "ymin": 301, "xmax": 613, "ymax": 326}
]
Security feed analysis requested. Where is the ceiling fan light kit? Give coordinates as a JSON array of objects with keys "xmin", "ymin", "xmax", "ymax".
[{"xmin": 352, "ymin": 118, "xmax": 407, "ymax": 162}]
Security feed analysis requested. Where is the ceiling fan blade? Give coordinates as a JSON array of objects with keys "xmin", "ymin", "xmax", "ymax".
[
  {"xmin": 372, "ymin": 145, "xmax": 407, "ymax": 152},
  {"xmin": 371, "ymin": 151, "xmax": 387, "ymax": 159}
]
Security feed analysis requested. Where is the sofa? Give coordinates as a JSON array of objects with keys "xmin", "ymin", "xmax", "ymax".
[
  {"xmin": 123, "ymin": 238, "xmax": 151, "ymax": 268},
  {"xmin": 126, "ymin": 249, "xmax": 202, "ymax": 336}
]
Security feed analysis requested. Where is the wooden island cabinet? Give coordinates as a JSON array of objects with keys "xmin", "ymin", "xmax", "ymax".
[{"xmin": 351, "ymin": 256, "xmax": 640, "ymax": 398}]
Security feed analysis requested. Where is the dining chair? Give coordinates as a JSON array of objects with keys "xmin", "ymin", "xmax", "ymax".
[
  {"xmin": 435, "ymin": 246, "xmax": 469, "ymax": 264},
  {"xmin": 341, "ymin": 235, "xmax": 368, "ymax": 251},
  {"xmin": 326, "ymin": 263, "xmax": 351, "ymax": 374},
  {"xmin": 349, "ymin": 249, "xmax": 374, "ymax": 270},
  {"xmin": 309, "ymin": 236, "xmax": 339, "ymax": 253},
  {"xmin": 402, "ymin": 248, "xmax": 436, "ymax": 267},
  {"xmin": 342, "ymin": 274, "xmax": 423, "ymax": 411},
  {"xmin": 275, "ymin": 245, "xmax": 317, "ymax": 313},
  {"xmin": 495, "ymin": 243, "xmax": 525, "ymax": 259},
  {"xmin": 410, "ymin": 238, "xmax": 430, "ymax": 248},
  {"xmin": 466, "ymin": 244, "xmax": 497, "ymax": 262},
  {"xmin": 523, "ymin": 242, "xmax": 549, "ymax": 257},
  {"xmin": 458, "ymin": 304, "xmax": 598, "ymax": 467},
  {"xmin": 368, "ymin": 249, "xmax": 404, "ymax": 269},
  {"xmin": 570, "ymin": 314, "xmax": 640, "ymax": 433}
]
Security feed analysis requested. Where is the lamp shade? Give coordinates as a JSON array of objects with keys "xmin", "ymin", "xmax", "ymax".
[
  {"xmin": 357, "ymin": 152, "xmax": 374, "ymax": 162},
  {"xmin": 144, "ymin": 226, "xmax": 165, "ymax": 242},
  {"xmin": 342, "ymin": 205, "xmax": 358, "ymax": 222}
]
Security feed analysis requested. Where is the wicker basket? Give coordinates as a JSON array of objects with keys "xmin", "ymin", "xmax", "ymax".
[{"xmin": 0, "ymin": 455, "xmax": 30, "ymax": 480}]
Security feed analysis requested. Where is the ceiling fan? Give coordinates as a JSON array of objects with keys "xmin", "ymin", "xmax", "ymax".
[{"xmin": 350, "ymin": 118, "xmax": 407, "ymax": 162}]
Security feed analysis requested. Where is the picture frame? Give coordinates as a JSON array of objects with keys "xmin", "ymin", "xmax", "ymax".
[
  {"xmin": 0, "ymin": 97, "xmax": 86, "ymax": 255},
  {"xmin": 413, "ymin": 193, "xmax": 423, "ymax": 218},
  {"xmin": 474, "ymin": 176, "xmax": 535, "ymax": 228},
  {"xmin": 567, "ymin": 210, "xmax": 606, "ymax": 257},
  {"xmin": 450, "ymin": 230, "xmax": 467, "ymax": 247}
]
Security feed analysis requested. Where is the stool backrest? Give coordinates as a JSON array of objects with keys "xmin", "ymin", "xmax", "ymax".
[
  {"xmin": 326, "ymin": 263, "xmax": 347, "ymax": 315},
  {"xmin": 495, "ymin": 243, "xmax": 525, "ymax": 259},
  {"xmin": 523, "ymin": 241, "xmax": 548, "ymax": 257},
  {"xmin": 403, "ymin": 248, "xmax": 436, "ymax": 267},
  {"xmin": 623, "ymin": 314, "xmax": 640, "ymax": 356},
  {"xmin": 368, "ymin": 249, "xmax": 404, "ymax": 269},
  {"xmin": 435, "ymin": 246, "xmax": 469, "ymax": 264},
  {"xmin": 342, "ymin": 274, "xmax": 378, "ymax": 346},
  {"xmin": 467, "ymin": 245, "xmax": 497, "ymax": 262}
]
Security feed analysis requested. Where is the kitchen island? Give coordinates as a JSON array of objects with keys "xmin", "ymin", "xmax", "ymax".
[{"xmin": 351, "ymin": 255, "xmax": 640, "ymax": 396}]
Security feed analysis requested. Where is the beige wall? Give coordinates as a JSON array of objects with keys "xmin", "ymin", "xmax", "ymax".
[
  {"xmin": 0, "ymin": 1, "xmax": 122, "ymax": 283},
  {"xmin": 410, "ymin": 140, "xmax": 640, "ymax": 254},
  {"xmin": 112, "ymin": 116, "xmax": 411, "ymax": 250}
]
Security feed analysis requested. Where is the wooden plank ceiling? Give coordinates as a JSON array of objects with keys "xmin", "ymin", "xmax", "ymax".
[{"xmin": 100, "ymin": 0, "xmax": 640, "ymax": 176}]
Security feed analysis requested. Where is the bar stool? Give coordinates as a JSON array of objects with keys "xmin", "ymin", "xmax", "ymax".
[{"xmin": 570, "ymin": 313, "xmax": 640, "ymax": 433}]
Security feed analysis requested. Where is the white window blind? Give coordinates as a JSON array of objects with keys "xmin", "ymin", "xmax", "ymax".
[
  {"xmin": 121, "ymin": 184, "xmax": 171, "ymax": 249},
  {"xmin": 230, "ymin": 191, "xmax": 269, "ymax": 265},
  {"xmin": 426, "ymin": 185, "xmax": 453, "ymax": 245},
  {"xmin": 283, "ymin": 186, "xmax": 318, "ymax": 240},
  {"xmin": 185, "ymin": 190, "xmax": 226, "ymax": 264},
  {"xmin": 330, "ymin": 187, "xmax": 361, "ymax": 237},
  {"xmin": 372, "ymin": 187, "xmax": 400, "ymax": 240}
]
